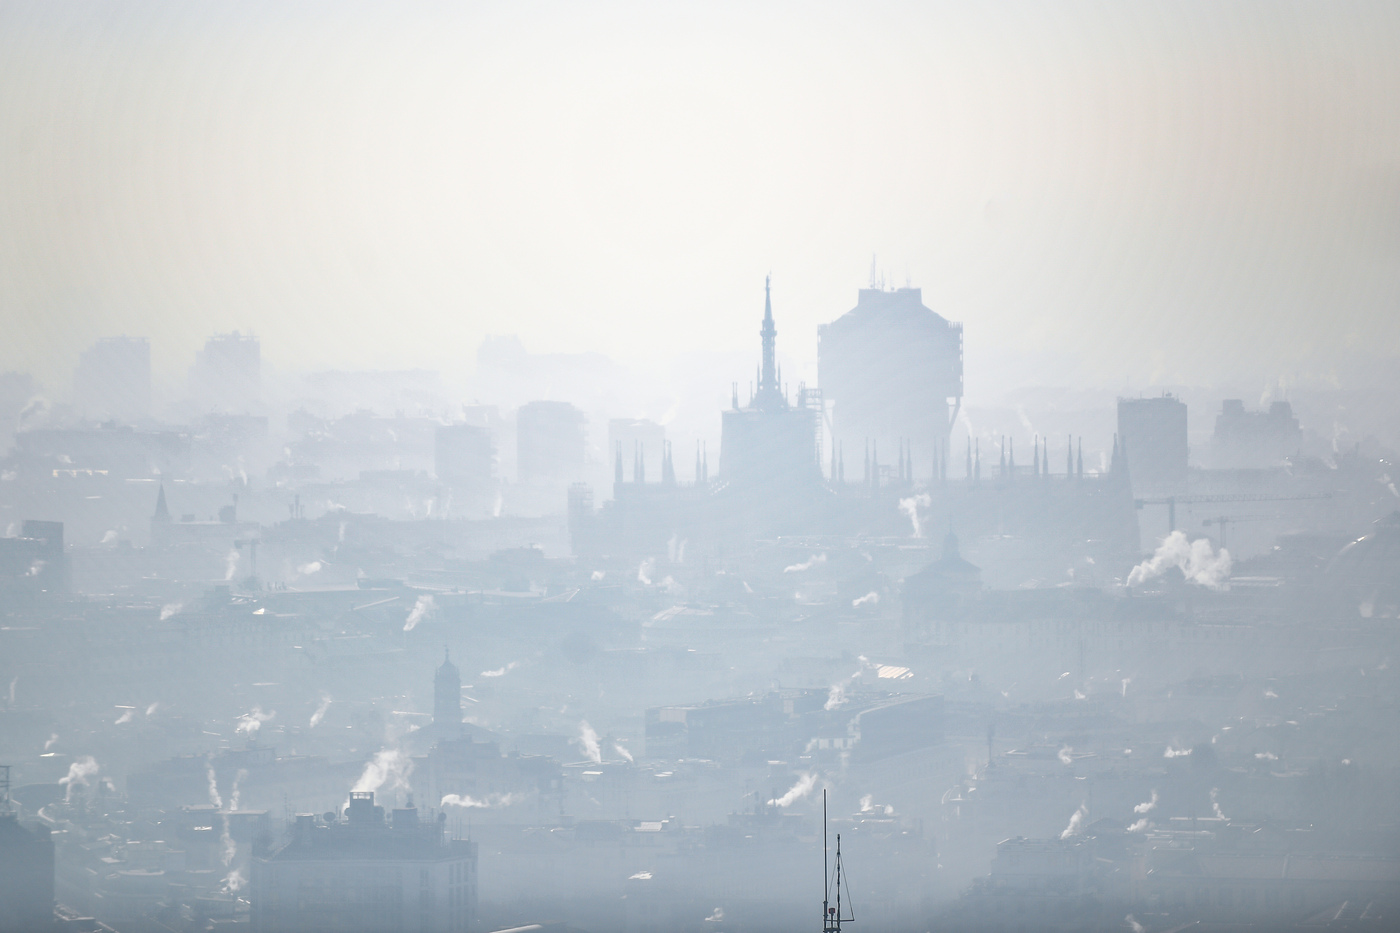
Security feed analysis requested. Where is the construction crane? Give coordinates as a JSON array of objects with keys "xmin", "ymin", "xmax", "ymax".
[
  {"xmin": 1134, "ymin": 493, "xmax": 1334, "ymax": 532},
  {"xmin": 1200, "ymin": 514, "xmax": 1278, "ymax": 549}
]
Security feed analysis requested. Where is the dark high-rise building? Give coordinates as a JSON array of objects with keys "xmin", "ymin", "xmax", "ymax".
[
  {"xmin": 0, "ymin": 811, "xmax": 55, "ymax": 933},
  {"xmin": 74, "ymin": 335, "xmax": 150, "ymax": 422},
  {"xmin": 719, "ymin": 278, "xmax": 821, "ymax": 498},
  {"xmin": 190, "ymin": 332, "xmax": 261, "ymax": 413},
  {"xmin": 1117, "ymin": 394, "xmax": 1188, "ymax": 493},
  {"xmin": 516, "ymin": 401, "xmax": 586, "ymax": 484},
  {"xmin": 1209, "ymin": 399, "xmax": 1302, "ymax": 469},
  {"xmin": 818, "ymin": 285, "xmax": 963, "ymax": 480}
]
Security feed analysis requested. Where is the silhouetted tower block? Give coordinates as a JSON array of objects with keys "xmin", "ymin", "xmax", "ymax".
[
  {"xmin": 0, "ymin": 810, "xmax": 55, "ymax": 933},
  {"xmin": 1209, "ymin": 399, "xmax": 1301, "ymax": 468},
  {"xmin": 434, "ymin": 650, "xmax": 461, "ymax": 731},
  {"xmin": 819, "ymin": 283, "xmax": 963, "ymax": 482},
  {"xmin": 75, "ymin": 335, "xmax": 150, "ymax": 421},
  {"xmin": 1117, "ymin": 395, "xmax": 1187, "ymax": 492},
  {"xmin": 516, "ymin": 400, "xmax": 586, "ymax": 484},
  {"xmin": 190, "ymin": 332, "xmax": 261, "ymax": 413}
]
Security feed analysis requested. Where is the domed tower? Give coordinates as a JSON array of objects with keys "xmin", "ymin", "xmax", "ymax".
[{"xmin": 433, "ymin": 649, "xmax": 461, "ymax": 730}]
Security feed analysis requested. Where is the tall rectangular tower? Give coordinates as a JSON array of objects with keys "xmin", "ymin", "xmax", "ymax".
[
  {"xmin": 818, "ymin": 286, "xmax": 962, "ymax": 481},
  {"xmin": 1117, "ymin": 395, "xmax": 1188, "ymax": 493}
]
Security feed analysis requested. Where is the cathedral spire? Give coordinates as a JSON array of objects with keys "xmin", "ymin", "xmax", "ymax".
[{"xmin": 755, "ymin": 275, "xmax": 780, "ymax": 408}]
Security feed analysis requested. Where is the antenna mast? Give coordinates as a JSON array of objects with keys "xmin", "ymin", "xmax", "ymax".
[{"xmin": 821, "ymin": 788, "xmax": 852, "ymax": 932}]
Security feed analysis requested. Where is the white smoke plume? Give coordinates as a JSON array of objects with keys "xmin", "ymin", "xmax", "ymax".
[
  {"xmin": 1125, "ymin": 915, "xmax": 1145, "ymax": 933},
  {"xmin": 824, "ymin": 667, "xmax": 863, "ymax": 711},
  {"xmin": 1058, "ymin": 746, "xmax": 1074, "ymax": 766},
  {"xmin": 100, "ymin": 530, "xmax": 118, "ymax": 544},
  {"xmin": 898, "ymin": 493, "xmax": 932, "ymax": 538},
  {"xmin": 768, "ymin": 772, "xmax": 818, "ymax": 807},
  {"xmin": 1059, "ymin": 803, "xmax": 1088, "ymax": 839},
  {"xmin": 852, "ymin": 591, "xmax": 879, "ymax": 608},
  {"xmin": 60, "ymin": 756, "xmax": 100, "ymax": 803},
  {"xmin": 229, "ymin": 769, "xmax": 248, "ymax": 811},
  {"xmin": 44, "ymin": 733, "xmax": 58, "ymax": 751},
  {"xmin": 297, "ymin": 560, "xmax": 323, "ymax": 575},
  {"xmin": 784, "ymin": 554, "xmax": 826, "ymax": 573},
  {"xmin": 1210, "ymin": 787, "xmax": 1228, "ymax": 820},
  {"xmin": 235, "ymin": 707, "xmax": 274, "ymax": 735},
  {"xmin": 1121, "ymin": 677, "xmax": 1131, "ymax": 697},
  {"xmin": 353, "ymin": 749, "xmax": 413, "ymax": 795},
  {"xmin": 859, "ymin": 794, "xmax": 894, "ymax": 816},
  {"xmin": 637, "ymin": 558, "xmax": 654, "ymax": 585},
  {"xmin": 160, "ymin": 602, "xmax": 183, "ymax": 621},
  {"xmin": 8, "ymin": 676, "xmax": 17, "ymax": 703},
  {"xmin": 1164, "ymin": 746, "xmax": 1192, "ymax": 758},
  {"xmin": 590, "ymin": 570, "xmax": 605, "ymax": 581},
  {"xmin": 224, "ymin": 548, "xmax": 240, "ymax": 581},
  {"xmin": 613, "ymin": 742, "xmax": 634, "ymax": 763},
  {"xmin": 1134, "ymin": 790, "xmax": 1159, "ymax": 814},
  {"xmin": 577, "ymin": 721, "xmax": 602, "ymax": 763},
  {"xmin": 115, "ymin": 709, "xmax": 134, "ymax": 725},
  {"xmin": 309, "ymin": 695, "xmax": 333, "ymax": 728},
  {"xmin": 1127, "ymin": 818, "xmax": 1150, "ymax": 833},
  {"xmin": 629, "ymin": 871, "xmax": 653, "ymax": 881},
  {"xmin": 440, "ymin": 792, "xmax": 525, "ymax": 809},
  {"xmin": 219, "ymin": 809, "xmax": 236, "ymax": 867},
  {"xmin": 481, "ymin": 661, "xmax": 519, "ymax": 678},
  {"xmin": 705, "ymin": 908, "xmax": 725, "ymax": 923},
  {"xmin": 1127, "ymin": 531, "xmax": 1232, "ymax": 589},
  {"xmin": 206, "ymin": 760, "xmax": 223, "ymax": 808},
  {"xmin": 145, "ymin": 702, "xmax": 159, "ymax": 716},
  {"xmin": 403, "ymin": 595, "xmax": 435, "ymax": 631},
  {"xmin": 221, "ymin": 870, "xmax": 246, "ymax": 894}
]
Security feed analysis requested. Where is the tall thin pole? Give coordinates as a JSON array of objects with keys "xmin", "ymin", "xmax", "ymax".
[{"xmin": 823, "ymin": 789, "xmax": 829, "ymax": 930}]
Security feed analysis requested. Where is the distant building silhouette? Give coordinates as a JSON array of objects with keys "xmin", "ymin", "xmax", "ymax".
[
  {"xmin": 190, "ymin": 332, "xmax": 260, "ymax": 413},
  {"xmin": 608, "ymin": 419, "xmax": 665, "ymax": 484},
  {"xmin": 1210, "ymin": 399, "xmax": 1302, "ymax": 469},
  {"xmin": 719, "ymin": 278, "xmax": 822, "ymax": 501},
  {"xmin": 819, "ymin": 285, "xmax": 963, "ymax": 481},
  {"xmin": 251, "ymin": 792, "xmax": 476, "ymax": 933},
  {"xmin": 0, "ymin": 808, "xmax": 55, "ymax": 933},
  {"xmin": 1117, "ymin": 395, "xmax": 1187, "ymax": 493},
  {"xmin": 74, "ymin": 336, "xmax": 150, "ymax": 422}
]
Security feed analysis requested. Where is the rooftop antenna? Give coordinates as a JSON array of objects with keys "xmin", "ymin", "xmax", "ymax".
[
  {"xmin": 868, "ymin": 255, "xmax": 877, "ymax": 289},
  {"xmin": 822, "ymin": 788, "xmax": 854, "ymax": 932}
]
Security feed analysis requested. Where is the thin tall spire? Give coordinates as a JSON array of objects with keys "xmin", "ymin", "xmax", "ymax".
[{"xmin": 756, "ymin": 275, "xmax": 780, "ymax": 407}]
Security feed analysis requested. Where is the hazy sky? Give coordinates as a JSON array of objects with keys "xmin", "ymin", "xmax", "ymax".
[{"xmin": 1, "ymin": 1, "xmax": 1397, "ymax": 397}]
